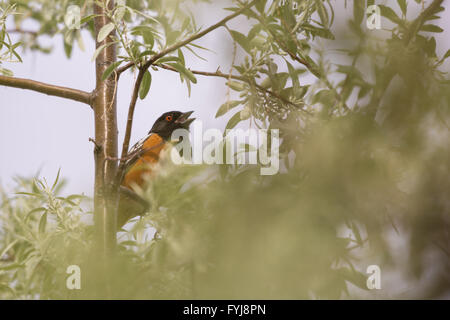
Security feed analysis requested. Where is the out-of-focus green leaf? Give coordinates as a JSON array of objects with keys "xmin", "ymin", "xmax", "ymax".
[
  {"xmin": 442, "ymin": 49, "xmax": 450, "ymax": 61},
  {"xmin": 25, "ymin": 207, "xmax": 47, "ymax": 221},
  {"xmin": 216, "ymin": 100, "xmax": 241, "ymax": 118},
  {"xmin": 397, "ymin": 0, "xmax": 407, "ymax": 16},
  {"xmin": 97, "ymin": 22, "xmax": 115, "ymax": 42},
  {"xmin": 38, "ymin": 212, "xmax": 48, "ymax": 234},
  {"xmin": 420, "ymin": 24, "xmax": 444, "ymax": 33},
  {"xmin": 131, "ymin": 25, "xmax": 154, "ymax": 48},
  {"xmin": 379, "ymin": 5, "xmax": 402, "ymax": 24},
  {"xmin": 0, "ymin": 240, "xmax": 18, "ymax": 260},
  {"xmin": 353, "ymin": 0, "xmax": 364, "ymax": 25},
  {"xmin": 51, "ymin": 168, "xmax": 61, "ymax": 191},
  {"xmin": 92, "ymin": 42, "xmax": 115, "ymax": 61},
  {"xmin": 225, "ymin": 111, "xmax": 242, "ymax": 130},
  {"xmin": 226, "ymin": 81, "xmax": 245, "ymax": 91},
  {"xmin": 229, "ymin": 30, "xmax": 251, "ymax": 53}
]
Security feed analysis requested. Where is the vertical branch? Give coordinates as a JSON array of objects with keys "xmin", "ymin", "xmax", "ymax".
[
  {"xmin": 93, "ymin": 0, "xmax": 118, "ymax": 262},
  {"xmin": 114, "ymin": 68, "xmax": 144, "ymax": 187},
  {"xmin": 120, "ymin": 69, "xmax": 145, "ymax": 162}
]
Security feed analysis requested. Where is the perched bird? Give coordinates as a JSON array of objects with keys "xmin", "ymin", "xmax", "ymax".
[{"xmin": 117, "ymin": 110, "xmax": 195, "ymax": 228}]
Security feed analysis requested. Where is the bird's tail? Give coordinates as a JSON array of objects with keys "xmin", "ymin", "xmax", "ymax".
[{"xmin": 117, "ymin": 186, "xmax": 150, "ymax": 229}]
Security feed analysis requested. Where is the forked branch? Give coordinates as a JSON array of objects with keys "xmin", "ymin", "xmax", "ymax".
[{"xmin": 116, "ymin": 0, "xmax": 258, "ymax": 184}]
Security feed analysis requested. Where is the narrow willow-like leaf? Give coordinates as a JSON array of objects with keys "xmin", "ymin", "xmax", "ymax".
[
  {"xmin": 97, "ymin": 22, "xmax": 115, "ymax": 42},
  {"xmin": 166, "ymin": 63, "xmax": 197, "ymax": 84},
  {"xmin": 225, "ymin": 111, "xmax": 242, "ymax": 130},
  {"xmin": 216, "ymin": 100, "xmax": 242, "ymax": 118},
  {"xmin": 39, "ymin": 212, "xmax": 48, "ymax": 234},
  {"xmin": 101, "ymin": 61, "xmax": 122, "ymax": 81},
  {"xmin": 139, "ymin": 70, "xmax": 152, "ymax": 100}
]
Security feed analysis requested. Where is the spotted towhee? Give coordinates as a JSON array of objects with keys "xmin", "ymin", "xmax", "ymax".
[{"xmin": 118, "ymin": 110, "xmax": 195, "ymax": 228}]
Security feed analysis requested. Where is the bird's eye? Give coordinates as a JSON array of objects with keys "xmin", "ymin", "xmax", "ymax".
[{"xmin": 165, "ymin": 115, "xmax": 173, "ymax": 121}]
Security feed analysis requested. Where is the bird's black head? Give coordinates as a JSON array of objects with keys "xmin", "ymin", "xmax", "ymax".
[{"xmin": 149, "ymin": 110, "xmax": 195, "ymax": 140}]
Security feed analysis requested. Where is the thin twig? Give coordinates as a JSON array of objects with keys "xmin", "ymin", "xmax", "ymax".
[
  {"xmin": 156, "ymin": 63, "xmax": 311, "ymax": 113},
  {"xmin": 116, "ymin": 0, "xmax": 257, "ymax": 76}
]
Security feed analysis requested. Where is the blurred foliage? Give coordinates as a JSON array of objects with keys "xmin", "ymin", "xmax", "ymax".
[
  {"xmin": 0, "ymin": 3, "xmax": 22, "ymax": 75},
  {"xmin": 1, "ymin": 0, "xmax": 449, "ymax": 299}
]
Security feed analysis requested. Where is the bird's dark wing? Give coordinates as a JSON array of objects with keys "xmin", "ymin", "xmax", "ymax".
[{"xmin": 122, "ymin": 133, "xmax": 152, "ymax": 173}]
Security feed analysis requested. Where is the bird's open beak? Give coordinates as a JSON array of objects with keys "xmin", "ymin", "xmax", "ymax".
[{"xmin": 175, "ymin": 111, "xmax": 195, "ymax": 128}]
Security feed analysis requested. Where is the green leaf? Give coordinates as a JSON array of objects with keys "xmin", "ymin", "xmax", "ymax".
[
  {"xmin": 229, "ymin": 30, "xmax": 251, "ymax": 53},
  {"xmin": 273, "ymin": 73, "xmax": 289, "ymax": 92},
  {"xmin": 226, "ymin": 81, "xmax": 246, "ymax": 91},
  {"xmin": 15, "ymin": 192, "xmax": 41, "ymax": 197},
  {"xmin": 353, "ymin": 0, "xmax": 364, "ymax": 25},
  {"xmin": 131, "ymin": 26, "xmax": 154, "ymax": 48},
  {"xmin": 248, "ymin": 24, "xmax": 262, "ymax": 41},
  {"xmin": 25, "ymin": 207, "xmax": 47, "ymax": 222},
  {"xmin": 139, "ymin": 70, "xmax": 152, "ymax": 100},
  {"xmin": 397, "ymin": 0, "xmax": 407, "ymax": 16},
  {"xmin": 337, "ymin": 268, "xmax": 369, "ymax": 290},
  {"xmin": 260, "ymin": 77, "xmax": 272, "ymax": 89},
  {"xmin": 75, "ymin": 31, "xmax": 85, "ymax": 51},
  {"xmin": 66, "ymin": 194, "xmax": 88, "ymax": 201},
  {"xmin": 97, "ymin": 22, "xmax": 115, "ymax": 42},
  {"xmin": 0, "ymin": 263, "xmax": 24, "ymax": 271},
  {"xmin": 101, "ymin": 61, "xmax": 122, "ymax": 81},
  {"xmin": 426, "ymin": 37, "xmax": 437, "ymax": 57},
  {"xmin": 178, "ymin": 49, "xmax": 185, "ymax": 65},
  {"xmin": 0, "ymin": 240, "xmax": 18, "ymax": 260},
  {"xmin": 139, "ymin": 50, "xmax": 153, "ymax": 58},
  {"xmin": 255, "ymin": 0, "xmax": 266, "ymax": 13},
  {"xmin": 156, "ymin": 56, "xmax": 181, "ymax": 64},
  {"xmin": 303, "ymin": 24, "xmax": 335, "ymax": 40},
  {"xmin": 442, "ymin": 49, "xmax": 450, "ymax": 61},
  {"xmin": 286, "ymin": 61, "xmax": 300, "ymax": 88},
  {"xmin": 0, "ymin": 29, "xmax": 5, "ymax": 51},
  {"xmin": 38, "ymin": 212, "xmax": 48, "ymax": 234},
  {"xmin": 185, "ymin": 78, "xmax": 192, "ymax": 97},
  {"xmin": 240, "ymin": 105, "xmax": 251, "ymax": 120},
  {"xmin": 216, "ymin": 100, "xmax": 241, "ymax": 118},
  {"xmin": 51, "ymin": 168, "xmax": 61, "ymax": 191},
  {"xmin": 64, "ymin": 41, "xmax": 73, "ymax": 59},
  {"xmin": 92, "ymin": 42, "xmax": 115, "ymax": 61},
  {"xmin": 166, "ymin": 63, "xmax": 197, "ymax": 84},
  {"xmin": 0, "ymin": 68, "xmax": 13, "ymax": 76},
  {"xmin": 225, "ymin": 111, "xmax": 242, "ymax": 130},
  {"xmin": 120, "ymin": 240, "xmax": 138, "ymax": 246},
  {"xmin": 379, "ymin": 5, "xmax": 402, "ymax": 24},
  {"xmin": 420, "ymin": 24, "xmax": 444, "ymax": 33},
  {"xmin": 312, "ymin": 89, "xmax": 334, "ymax": 106},
  {"xmin": 80, "ymin": 14, "xmax": 98, "ymax": 25}
]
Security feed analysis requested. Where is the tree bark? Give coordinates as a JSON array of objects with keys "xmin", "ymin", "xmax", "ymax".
[{"xmin": 93, "ymin": 1, "xmax": 118, "ymax": 261}]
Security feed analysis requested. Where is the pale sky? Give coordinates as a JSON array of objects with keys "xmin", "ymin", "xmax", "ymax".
[{"xmin": 1, "ymin": 0, "xmax": 449, "ymax": 195}]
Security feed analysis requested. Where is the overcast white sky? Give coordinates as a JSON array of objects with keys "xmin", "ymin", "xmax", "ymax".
[{"xmin": 1, "ymin": 0, "xmax": 449, "ymax": 196}]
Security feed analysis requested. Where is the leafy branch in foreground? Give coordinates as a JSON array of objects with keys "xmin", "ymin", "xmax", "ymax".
[
  {"xmin": 0, "ymin": 4, "xmax": 22, "ymax": 76},
  {"xmin": 115, "ymin": 0, "xmax": 259, "ymax": 187}
]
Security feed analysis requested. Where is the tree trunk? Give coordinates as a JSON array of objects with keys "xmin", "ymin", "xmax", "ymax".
[{"xmin": 93, "ymin": 1, "xmax": 118, "ymax": 261}]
